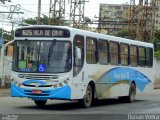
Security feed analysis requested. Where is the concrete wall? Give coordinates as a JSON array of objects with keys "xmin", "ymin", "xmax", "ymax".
[
  {"xmin": 0, "ymin": 45, "xmax": 12, "ymax": 88},
  {"xmin": 153, "ymin": 58, "xmax": 160, "ymax": 89},
  {"xmin": 0, "ymin": 46, "xmax": 4, "ymax": 86}
]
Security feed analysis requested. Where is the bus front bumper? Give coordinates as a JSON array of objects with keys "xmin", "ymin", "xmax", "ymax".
[{"xmin": 11, "ymin": 83, "xmax": 71, "ymax": 100}]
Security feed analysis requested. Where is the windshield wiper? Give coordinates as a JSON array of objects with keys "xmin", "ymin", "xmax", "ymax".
[{"xmin": 48, "ymin": 39, "xmax": 56, "ymax": 65}]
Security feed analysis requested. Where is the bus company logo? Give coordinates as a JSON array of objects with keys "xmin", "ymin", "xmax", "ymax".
[
  {"xmin": 1, "ymin": 114, "xmax": 18, "ymax": 120},
  {"xmin": 114, "ymin": 72, "xmax": 130, "ymax": 79},
  {"xmin": 35, "ymin": 83, "xmax": 39, "ymax": 88},
  {"xmin": 30, "ymin": 82, "xmax": 40, "ymax": 87},
  {"xmin": 34, "ymin": 83, "xmax": 39, "ymax": 87}
]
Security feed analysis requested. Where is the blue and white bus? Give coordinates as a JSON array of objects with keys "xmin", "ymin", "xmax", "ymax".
[{"xmin": 11, "ymin": 25, "xmax": 154, "ymax": 107}]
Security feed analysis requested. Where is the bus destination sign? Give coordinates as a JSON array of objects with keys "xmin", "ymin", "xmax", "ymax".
[{"xmin": 15, "ymin": 27, "xmax": 70, "ymax": 38}]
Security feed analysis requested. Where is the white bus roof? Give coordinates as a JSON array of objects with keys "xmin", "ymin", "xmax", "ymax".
[{"xmin": 15, "ymin": 25, "xmax": 153, "ymax": 48}]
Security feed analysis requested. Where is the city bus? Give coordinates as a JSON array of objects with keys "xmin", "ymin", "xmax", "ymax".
[{"xmin": 11, "ymin": 25, "xmax": 154, "ymax": 108}]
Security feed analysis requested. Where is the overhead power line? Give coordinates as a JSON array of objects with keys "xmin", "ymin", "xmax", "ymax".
[{"xmin": 0, "ymin": 0, "xmax": 11, "ymax": 4}]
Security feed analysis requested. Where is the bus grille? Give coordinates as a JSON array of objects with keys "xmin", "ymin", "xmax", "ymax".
[
  {"xmin": 23, "ymin": 84, "xmax": 53, "ymax": 87},
  {"xmin": 18, "ymin": 74, "xmax": 59, "ymax": 80}
]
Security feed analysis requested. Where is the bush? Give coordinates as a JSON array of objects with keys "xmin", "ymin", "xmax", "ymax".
[{"xmin": 154, "ymin": 51, "xmax": 160, "ymax": 58}]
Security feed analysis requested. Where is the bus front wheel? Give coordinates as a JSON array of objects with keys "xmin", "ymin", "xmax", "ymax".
[
  {"xmin": 79, "ymin": 84, "xmax": 93, "ymax": 108},
  {"xmin": 34, "ymin": 100, "xmax": 47, "ymax": 107}
]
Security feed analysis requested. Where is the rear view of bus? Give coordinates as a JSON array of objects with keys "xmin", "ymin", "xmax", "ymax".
[{"xmin": 11, "ymin": 26, "xmax": 74, "ymax": 107}]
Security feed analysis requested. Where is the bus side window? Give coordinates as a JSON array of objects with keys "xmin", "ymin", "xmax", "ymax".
[
  {"xmin": 120, "ymin": 43, "xmax": 129, "ymax": 66},
  {"xmin": 73, "ymin": 35, "xmax": 84, "ymax": 77},
  {"xmin": 146, "ymin": 48, "xmax": 153, "ymax": 67},
  {"xmin": 130, "ymin": 45, "xmax": 138, "ymax": 67},
  {"xmin": 98, "ymin": 40, "xmax": 108, "ymax": 64},
  {"xmin": 109, "ymin": 41, "xmax": 119, "ymax": 65},
  {"xmin": 138, "ymin": 47, "xmax": 146, "ymax": 67},
  {"xmin": 86, "ymin": 37, "xmax": 98, "ymax": 64}
]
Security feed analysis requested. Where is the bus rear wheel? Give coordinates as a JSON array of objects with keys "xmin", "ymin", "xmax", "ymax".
[
  {"xmin": 79, "ymin": 84, "xmax": 93, "ymax": 108},
  {"xmin": 34, "ymin": 100, "xmax": 47, "ymax": 107}
]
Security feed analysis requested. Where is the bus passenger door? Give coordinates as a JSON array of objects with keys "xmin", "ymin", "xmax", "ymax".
[{"xmin": 73, "ymin": 35, "xmax": 84, "ymax": 83}]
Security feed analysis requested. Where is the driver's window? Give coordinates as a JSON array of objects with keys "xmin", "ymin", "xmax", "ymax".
[{"xmin": 73, "ymin": 35, "xmax": 84, "ymax": 77}]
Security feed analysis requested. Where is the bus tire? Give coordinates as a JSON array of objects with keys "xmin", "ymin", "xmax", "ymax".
[
  {"xmin": 34, "ymin": 100, "xmax": 47, "ymax": 107},
  {"xmin": 80, "ymin": 84, "xmax": 93, "ymax": 108},
  {"xmin": 126, "ymin": 83, "xmax": 136, "ymax": 103}
]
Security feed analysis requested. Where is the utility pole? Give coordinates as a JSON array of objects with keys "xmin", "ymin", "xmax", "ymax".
[
  {"xmin": 129, "ymin": 0, "xmax": 156, "ymax": 42},
  {"xmin": 70, "ymin": 0, "xmax": 89, "ymax": 29},
  {"xmin": 128, "ymin": 0, "xmax": 138, "ymax": 39},
  {"xmin": 136, "ymin": 0, "xmax": 143, "ymax": 41},
  {"xmin": 149, "ymin": 0, "xmax": 156, "ymax": 43},
  {"xmin": 37, "ymin": 0, "xmax": 41, "ymax": 24},
  {"xmin": 49, "ymin": 0, "xmax": 66, "ymax": 25},
  {"xmin": 11, "ymin": 22, "xmax": 14, "ymax": 37}
]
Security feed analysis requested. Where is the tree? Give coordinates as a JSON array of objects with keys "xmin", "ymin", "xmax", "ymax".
[
  {"xmin": 153, "ymin": 29, "xmax": 160, "ymax": 57},
  {"xmin": 0, "ymin": 28, "xmax": 13, "ymax": 41},
  {"xmin": 153, "ymin": 29, "xmax": 160, "ymax": 51},
  {"xmin": 3, "ymin": 32, "xmax": 13, "ymax": 41},
  {"xmin": 23, "ymin": 15, "xmax": 68, "ymax": 26},
  {"xmin": 116, "ymin": 30, "xmax": 129, "ymax": 38},
  {"xmin": 24, "ymin": 18, "xmax": 37, "ymax": 25},
  {"xmin": 23, "ymin": 15, "xmax": 49, "ymax": 25}
]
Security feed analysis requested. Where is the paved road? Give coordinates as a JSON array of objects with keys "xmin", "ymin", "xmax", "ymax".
[{"xmin": 1, "ymin": 91, "xmax": 160, "ymax": 120}]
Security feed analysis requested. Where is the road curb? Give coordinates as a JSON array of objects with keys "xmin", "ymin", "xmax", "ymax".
[{"xmin": 0, "ymin": 89, "xmax": 10, "ymax": 97}]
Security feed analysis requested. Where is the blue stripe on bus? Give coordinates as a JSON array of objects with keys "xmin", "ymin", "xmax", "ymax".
[
  {"xmin": 11, "ymin": 83, "xmax": 71, "ymax": 100},
  {"xmin": 23, "ymin": 80, "xmax": 46, "ymax": 85},
  {"xmin": 96, "ymin": 67, "xmax": 151, "ymax": 92}
]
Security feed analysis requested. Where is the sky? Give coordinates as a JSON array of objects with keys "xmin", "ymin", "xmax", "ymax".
[{"xmin": 0, "ymin": 0, "xmax": 130, "ymax": 31}]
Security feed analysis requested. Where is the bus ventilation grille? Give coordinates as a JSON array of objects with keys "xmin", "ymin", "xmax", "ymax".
[{"xmin": 18, "ymin": 74, "xmax": 59, "ymax": 80}]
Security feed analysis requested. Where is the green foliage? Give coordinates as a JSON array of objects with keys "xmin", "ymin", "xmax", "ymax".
[
  {"xmin": 39, "ymin": 15, "xmax": 49, "ymax": 25},
  {"xmin": 154, "ymin": 51, "xmax": 160, "ymax": 58},
  {"xmin": 0, "ymin": 28, "xmax": 13, "ymax": 41},
  {"xmin": 153, "ymin": 29, "xmax": 160, "ymax": 52},
  {"xmin": 23, "ymin": 15, "xmax": 68, "ymax": 26},
  {"xmin": 116, "ymin": 30, "xmax": 129, "ymax": 38},
  {"xmin": 24, "ymin": 18, "xmax": 37, "ymax": 25},
  {"xmin": 24, "ymin": 15, "xmax": 49, "ymax": 25},
  {"xmin": 3, "ymin": 32, "xmax": 13, "ymax": 41}
]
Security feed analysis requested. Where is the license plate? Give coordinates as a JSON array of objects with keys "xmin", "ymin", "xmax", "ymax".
[{"xmin": 32, "ymin": 90, "xmax": 42, "ymax": 94}]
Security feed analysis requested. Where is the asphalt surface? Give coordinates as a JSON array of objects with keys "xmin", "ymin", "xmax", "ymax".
[{"xmin": 1, "ymin": 89, "xmax": 160, "ymax": 120}]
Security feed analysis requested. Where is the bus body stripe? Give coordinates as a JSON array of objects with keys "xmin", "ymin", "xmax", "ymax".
[
  {"xmin": 96, "ymin": 67, "xmax": 151, "ymax": 92},
  {"xmin": 11, "ymin": 83, "xmax": 71, "ymax": 100}
]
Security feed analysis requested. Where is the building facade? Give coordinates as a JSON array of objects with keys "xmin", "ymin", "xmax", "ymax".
[
  {"xmin": 98, "ymin": 3, "xmax": 129, "ymax": 35},
  {"xmin": 99, "ymin": 1, "xmax": 159, "ymax": 38}
]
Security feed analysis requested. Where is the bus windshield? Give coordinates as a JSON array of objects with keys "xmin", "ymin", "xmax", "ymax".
[{"xmin": 12, "ymin": 40, "xmax": 72, "ymax": 73}]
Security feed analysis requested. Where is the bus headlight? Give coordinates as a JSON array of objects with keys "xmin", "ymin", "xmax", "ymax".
[
  {"xmin": 14, "ymin": 81, "xmax": 18, "ymax": 85},
  {"xmin": 10, "ymin": 76, "xmax": 14, "ymax": 82},
  {"xmin": 59, "ymin": 83, "xmax": 63, "ymax": 87},
  {"xmin": 64, "ymin": 80, "xmax": 68, "ymax": 84}
]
